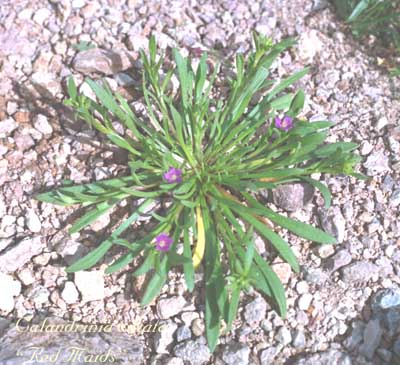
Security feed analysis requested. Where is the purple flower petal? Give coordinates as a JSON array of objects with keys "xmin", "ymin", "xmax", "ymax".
[
  {"xmin": 163, "ymin": 167, "xmax": 183, "ymax": 184},
  {"xmin": 155, "ymin": 233, "xmax": 173, "ymax": 252},
  {"xmin": 275, "ymin": 115, "xmax": 294, "ymax": 131},
  {"xmin": 275, "ymin": 117, "xmax": 283, "ymax": 129}
]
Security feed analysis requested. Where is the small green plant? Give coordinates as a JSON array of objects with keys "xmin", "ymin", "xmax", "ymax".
[
  {"xmin": 332, "ymin": 0, "xmax": 400, "ymax": 73},
  {"xmin": 36, "ymin": 34, "xmax": 364, "ymax": 351},
  {"xmin": 72, "ymin": 41, "xmax": 97, "ymax": 52},
  {"xmin": 333, "ymin": 0, "xmax": 399, "ymax": 43}
]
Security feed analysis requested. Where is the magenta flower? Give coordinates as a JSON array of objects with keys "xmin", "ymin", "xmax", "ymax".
[
  {"xmin": 275, "ymin": 116, "xmax": 294, "ymax": 131},
  {"xmin": 155, "ymin": 233, "xmax": 173, "ymax": 251},
  {"xmin": 163, "ymin": 167, "xmax": 182, "ymax": 184}
]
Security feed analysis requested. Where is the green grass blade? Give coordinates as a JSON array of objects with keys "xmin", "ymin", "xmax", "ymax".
[
  {"xmin": 226, "ymin": 284, "xmax": 241, "ymax": 331},
  {"xmin": 141, "ymin": 257, "xmax": 168, "ymax": 306},
  {"xmin": 300, "ymin": 177, "xmax": 331, "ymax": 209},
  {"xmin": 105, "ymin": 252, "xmax": 135, "ymax": 274},
  {"xmin": 253, "ymin": 251, "xmax": 287, "ymax": 317},
  {"xmin": 66, "ymin": 240, "xmax": 113, "ymax": 272},
  {"xmin": 69, "ymin": 201, "xmax": 115, "ymax": 234},
  {"xmin": 266, "ymin": 68, "xmax": 309, "ymax": 102},
  {"xmin": 225, "ymin": 200, "xmax": 299, "ymax": 273},
  {"xmin": 243, "ymin": 192, "xmax": 336, "ymax": 244},
  {"xmin": 133, "ymin": 252, "xmax": 154, "ymax": 276}
]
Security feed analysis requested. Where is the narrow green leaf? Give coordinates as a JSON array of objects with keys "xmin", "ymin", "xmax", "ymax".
[
  {"xmin": 226, "ymin": 284, "xmax": 241, "ymax": 331},
  {"xmin": 67, "ymin": 76, "xmax": 77, "ymax": 100},
  {"xmin": 133, "ymin": 252, "xmax": 154, "ymax": 276},
  {"xmin": 266, "ymin": 68, "xmax": 309, "ymax": 102},
  {"xmin": 289, "ymin": 89, "xmax": 305, "ymax": 115},
  {"xmin": 243, "ymin": 192, "xmax": 336, "ymax": 244},
  {"xmin": 141, "ymin": 257, "xmax": 168, "ymax": 306},
  {"xmin": 203, "ymin": 206, "xmax": 221, "ymax": 352},
  {"xmin": 253, "ymin": 251, "xmax": 287, "ymax": 317},
  {"xmin": 313, "ymin": 142, "xmax": 359, "ymax": 158},
  {"xmin": 66, "ymin": 240, "xmax": 113, "ymax": 272},
  {"xmin": 105, "ymin": 252, "xmax": 135, "ymax": 274},
  {"xmin": 69, "ymin": 201, "xmax": 114, "ymax": 234},
  {"xmin": 225, "ymin": 200, "xmax": 299, "ymax": 272},
  {"xmin": 300, "ymin": 177, "xmax": 331, "ymax": 209}
]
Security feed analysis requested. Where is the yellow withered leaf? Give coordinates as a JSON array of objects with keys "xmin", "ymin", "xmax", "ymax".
[{"xmin": 192, "ymin": 206, "xmax": 205, "ymax": 269}]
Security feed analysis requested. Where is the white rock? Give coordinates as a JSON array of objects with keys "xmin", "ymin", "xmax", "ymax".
[
  {"xmin": 376, "ymin": 116, "xmax": 389, "ymax": 131},
  {"xmin": 17, "ymin": 268, "xmax": 35, "ymax": 285},
  {"xmin": 157, "ymin": 296, "xmax": 187, "ymax": 319},
  {"xmin": 154, "ymin": 320, "xmax": 178, "ymax": 353},
  {"xmin": 126, "ymin": 34, "xmax": 149, "ymax": 52},
  {"xmin": 364, "ymin": 151, "xmax": 390, "ymax": 175},
  {"xmin": 317, "ymin": 244, "xmax": 335, "ymax": 258},
  {"xmin": 0, "ymin": 273, "xmax": 21, "ymax": 313},
  {"xmin": 61, "ymin": 281, "xmax": 79, "ymax": 304},
  {"xmin": 33, "ymin": 8, "xmax": 51, "ymax": 25},
  {"xmin": 18, "ymin": 9, "xmax": 33, "ymax": 20},
  {"xmin": 164, "ymin": 358, "xmax": 184, "ymax": 365},
  {"xmin": 0, "ymin": 118, "xmax": 18, "ymax": 135},
  {"xmin": 272, "ymin": 262, "xmax": 292, "ymax": 284},
  {"xmin": 30, "ymin": 286, "xmax": 50, "ymax": 307},
  {"xmin": 0, "ymin": 238, "xmax": 12, "ymax": 252},
  {"xmin": 0, "ymin": 236, "xmax": 43, "ymax": 273},
  {"xmin": 74, "ymin": 271, "xmax": 105, "ymax": 302},
  {"xmin": 72, "ymin": 0, "xmax": 86, "ymax": 8},
  {"xmin": 31, "ymin": 72, "xmax": 62, "ymax": 97},
  {"xmin": 298, "ymin": 294, "xmax": 313, "ymax": 311},
  {"xmin": 360, "ymin": 141, "xmax": 374, "ymax": 156},
  {"xmin": 276, "ymin": 326, "xmax": 292, "ymax": 345},
  {"xmin": 298, "ymin": 30, "xmax": 323, "ymax": 63},
  {"xmin": 319, "ymin": 206, "xmax": 346, "ymax": 243},
  {"xmin": 25, "ymin": 210, "xmax": 41, "ymax": 233},
  {"xmin": 79, "ymin": 82, "xmax": 97, "ymax": 100},
  {"xmin": 295, "ymin": 281, "xmax": 309, "ymax": 295},
  {"xmin": 6, "ymin": 102, "xmax": 18, "ymax": 115},
  {"xmin": 90, "ymin": 212, "xmax": 110, "ymax": 231},
  {"xmin": 33, "ymin": 114, "xmax": 53, "ymax": 135}
]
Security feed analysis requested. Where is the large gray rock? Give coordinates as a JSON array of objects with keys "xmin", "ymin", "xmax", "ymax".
[
  {"xmin": 359, "ymin": 319, "xmax": 383, "ymax": 359},
  {"xmin": 154, "ymin": 320, "xmax": 177, "ymax": 354},
  {"xmin": 173, "ymin": 338, "xmax": 211, "ymax": 365},
  {"xmin": 373, "ymin": 288, "xmax": 400, "ymax": 310},
  {"xmin": 156, "ymin": 296, "xmax": 186, "ymax": 319},
  {"xmin": 260, "ymin": 347, "xmax": 277, "ymax": 363},
  {"xmin": 319, "ymin": 206, "xmax": 346, "ymax": 243},
  {"xmin": 371, "ymin": 288, "xmax": 400, "ymax": 337},
  {"xmin": 363, "ymin": 151, "xmax": 390, "ymax": 175},
  {"xmin": 222, "ymin": 342, "xmax": 250, "ymax": 365},
  {"xmin": 271, "ymin": 183, "xmax": 314, "ymax": 212},
  {"xmin": 73, "ymin": 48, "xmax": 134, "ymax": 75},
  {"xmin": 341, "ymin": 261, "xmax": 379, "ymax": 283},
  {"xmin": 244, "ymin": 297, "xmax": 267, "ymax": 325},
  {"xmin": 0, "ymin": 316, "xmax": 143, "ymax": 364},
  {"xmin": 0, "ymin": 237, "xmax": 43, "ymax": 273},
  {"xmin": 326, "ymin": 250, "xmax": 352, "ymax": 272},
  {"xmin": 343, "ymin": 321, "xmax": 365, "ymax": 351},
  {"xmin": 296, "ymin": 348, "xmax": 352, "ymax": 365}
]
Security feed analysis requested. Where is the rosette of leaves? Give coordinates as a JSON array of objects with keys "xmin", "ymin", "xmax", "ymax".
[{"xmin": 36, "ymin": 34, "xmax": 365, "ymax": 351}]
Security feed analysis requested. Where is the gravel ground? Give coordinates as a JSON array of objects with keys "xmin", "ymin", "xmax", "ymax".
[{"xmin": 1, "ymin": 0, "xmax": 400, "ymax": 364}]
